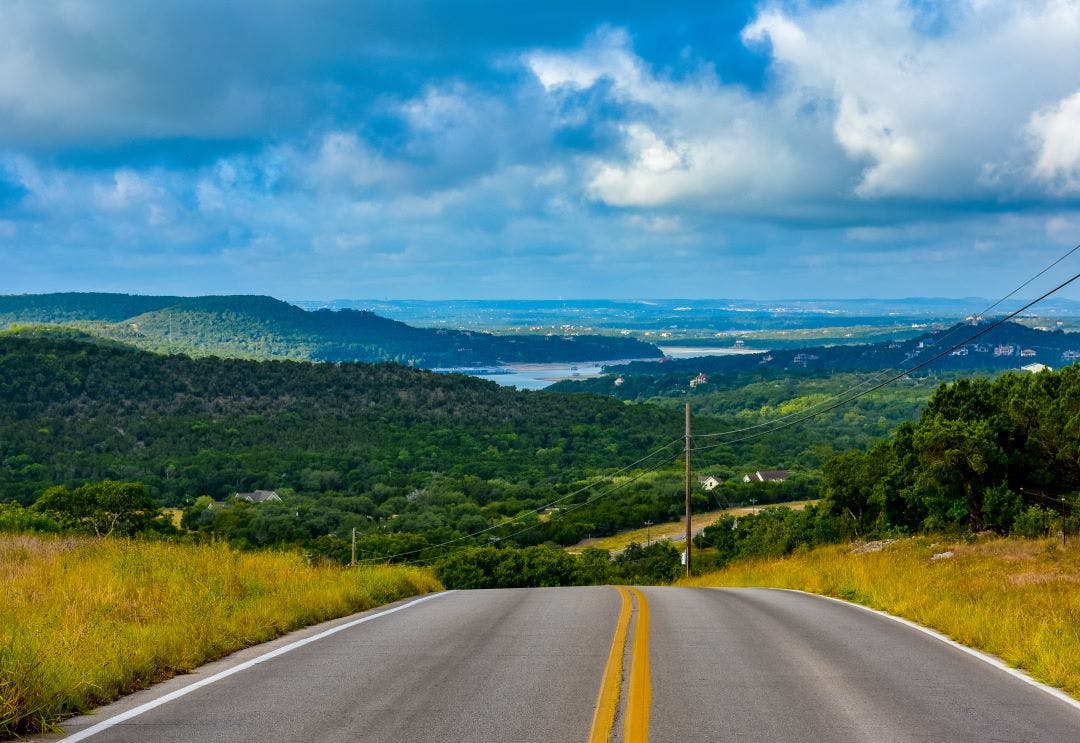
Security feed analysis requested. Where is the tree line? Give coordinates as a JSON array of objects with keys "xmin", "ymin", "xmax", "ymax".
[{"xmin": 694, "ymin": 365, "xmax": 1080, "ymax": 569}]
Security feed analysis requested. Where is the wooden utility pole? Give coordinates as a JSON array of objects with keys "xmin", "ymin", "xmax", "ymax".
[
  {"xmin": 1063, "ymin": 497, "xmax": 1068, "ymax": 548},
  {"xmin": 684, "ymin": 402, "xmax": 692, "ymax": 577},
  {"xmin": 351, "ymin": 527, "xmax": 357, "ymax": 567}
]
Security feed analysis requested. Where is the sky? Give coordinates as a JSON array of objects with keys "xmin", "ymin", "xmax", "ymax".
[{"xmin": 3, "ymin": 0, "xmax": 1080, "ymax": 301}]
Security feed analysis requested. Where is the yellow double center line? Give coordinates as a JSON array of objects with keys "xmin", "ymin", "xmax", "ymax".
[{"xmin": 588, "ymin": 586, "xmax": 651, "ymax": 743}]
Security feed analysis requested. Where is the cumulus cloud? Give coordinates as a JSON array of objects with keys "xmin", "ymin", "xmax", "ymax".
[
  {"xmin": 4, "ymin": 0, "xmax": 1080, "ymax": 298},
  {"xmin": 304, "ymin": 132, "xmax": 392, "ymax": 191},
  {"xmin": 1028, "ymin": 88, "xmax": 1080, "ymax": 193},
  {"xmin": 525, "ymin": 27, "xmax": 845, "ymax": 213},
  {"xmin": 525, "ymin": 0, "xmax": 1080, "ymax": 213}
]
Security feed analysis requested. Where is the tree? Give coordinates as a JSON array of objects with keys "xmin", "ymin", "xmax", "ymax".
[
  {"xmin": 31, "ymin": 481, "xmax": 164, "ymax": 536},
  {"xmin": 911, "ymin": 417, "xmax": 1004, "ymax": 531},
  {"xmin": 981, "ymin": 484, "xmax": 1022, "ymax": 534},
  {"xmin": 821, "ymin": 448, "xmax": 886, "ymax": 534}
]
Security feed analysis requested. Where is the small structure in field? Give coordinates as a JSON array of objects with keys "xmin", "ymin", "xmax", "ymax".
[
  {"xmin": 743, "ymin": 470, "xmax": 790, "ymax": 483},
  {"xmin": 698, "ymin": 475, "xmax": 720, "ymax": 491},
  {"xmin": 234, "ymin": 489, "xmax": 282, "ymax": 504}
]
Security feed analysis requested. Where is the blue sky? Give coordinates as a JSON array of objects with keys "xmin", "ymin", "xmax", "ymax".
[{"xmin": 3, "ymin": 0, "xmax": 1080, "ymax": 301}]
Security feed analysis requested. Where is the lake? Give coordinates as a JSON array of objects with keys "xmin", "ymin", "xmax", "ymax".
[{"xmin": 434, "ymin": 346, "xmax": 765, "ymax": 390}]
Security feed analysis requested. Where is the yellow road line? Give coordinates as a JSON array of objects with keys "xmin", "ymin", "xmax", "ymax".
[
  {"xmin": 623, "ymin": 587, "xmax": 651, "ymax": 743},
  {"xmin": 588, "ymin": 586, "xmax": 631, "ymax": 743}
]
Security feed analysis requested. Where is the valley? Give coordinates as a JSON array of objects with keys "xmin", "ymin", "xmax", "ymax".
[
  {"xmin": 4, "ymin": 292, "xmax": 1080, "ymax": 738},
  {"xmin": 7, "ymin": 4, "xmax": 1080, "ymax": 739}
]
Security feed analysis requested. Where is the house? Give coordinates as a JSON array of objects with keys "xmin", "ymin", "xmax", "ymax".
[
  {"xmin": 698, "ymin": 476, "xmax": 720, "ymax": 491},
  {"xmin": 994, "ymin": 344, "xmax": 1015, "ymax": 357},
  {"xmin": 1020, "ymin": 349, "xmax": 1037, "ymax": 358},
  {"xmin": 793, "ymin": 353, "xmax": 819, "ymax": 366},
  {"xmin": 1021, "ymin": 363, "xmax": 1051, "ymax": 373},
  {"xmin": 1063, "ymin": 350, "xmax": 1080, "ymax": 361},
  {"xmin": 234, "ymin": 490, "xmax": 281, "ymax": 504},
  {"xmin": 689, "ymin": 373, "xmax": 708, "ymax": 388},
  {"xmin": 743, "ymin": 470, "xmax": 790, "ymax": 483}
]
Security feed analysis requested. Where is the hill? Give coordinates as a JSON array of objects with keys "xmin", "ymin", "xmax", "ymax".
[
  {"xmin": 0, "ymin": 292, "xmax": 182, "ymax": 324},
  {"xmin": 553, "ymin": 320, "xmax": 1080, "ymax": 399},
  {"xmin": 0, "ymin": 330, "xmax": 682, "ymax": 508},
  {"xmin": 0, "ymin": 293, "xmax": 662, "ymax": 366}
]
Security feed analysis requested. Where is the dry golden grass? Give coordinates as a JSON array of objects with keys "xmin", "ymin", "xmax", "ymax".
[
  {"xmin": 681, "ymin": 535, "xmax": 1080, "ymax": 699},
  {"xmin": 0, "ymin": 535, "xmax": 442, "ymax": 738}
]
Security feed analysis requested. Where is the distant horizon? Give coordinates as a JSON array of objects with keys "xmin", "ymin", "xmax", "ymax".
[{"xmin": 6, "ymin": 290, "xmax": 1080, "ymax": 308}]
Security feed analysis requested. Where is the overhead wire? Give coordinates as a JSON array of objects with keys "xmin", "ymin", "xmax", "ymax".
[
  {"xmin": 360, "ymin": 242, "xmax": 1080, "ymax": 564},
  {"xmin": 355, "ymin": 435, "xmax": 684, "ymax": 563},
  {"xmin": 690, "ymin": 267, "xmax": 1080, "ymax": 453},
  {"xmin": 382, "ymin": 450, "xmax": 686, "ymax": 567},
  {"xmin": 693, "ymin": 241, "xmax": 1080, "ymax": 442}
]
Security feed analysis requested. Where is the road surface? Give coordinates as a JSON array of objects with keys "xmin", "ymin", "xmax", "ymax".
[{"xmin": 44, "ymin": 587, "xmax": 1080, "ymax": 743}]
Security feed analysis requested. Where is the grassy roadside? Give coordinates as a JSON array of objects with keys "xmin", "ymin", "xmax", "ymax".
[
  {"xmin": 681, "ymin": 535, "xmax": 1080, "ymax": 699},
  {"xmin": 0, "ymin": 535, "xmax": 442, "ymax": 739}
]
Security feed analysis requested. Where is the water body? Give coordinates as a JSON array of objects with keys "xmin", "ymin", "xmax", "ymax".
[
  {"xmin": 437, "ymin": 346, "xmax": 766, "ymax": 390},
  {"xmin": 434, "ymin": 361, "xmax": 611, "ymax": 390}
]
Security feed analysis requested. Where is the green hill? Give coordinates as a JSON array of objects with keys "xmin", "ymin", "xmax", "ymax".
[
  {"xmin": 555, "ymin": 320, "xmax": 1080, "ymax": 400},
  {"xmin": 0, "ymin": 330, "xmax": 682, "ymax": 509},
  {"xmin": 0, "ymin": 292, "xmax": 182, "ymax": 324},
  {"xmin": 0, "ymin": 293, "xmax": 662, "ymax": 366}
]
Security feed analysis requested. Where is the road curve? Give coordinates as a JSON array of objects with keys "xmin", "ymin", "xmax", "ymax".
[{"xmin": 44, "ymin": 586, "xmax": 1080, "ymax": 743}]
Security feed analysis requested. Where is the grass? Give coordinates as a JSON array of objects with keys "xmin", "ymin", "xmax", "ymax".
[
  {"xmin": 567, "ymin": 501, "xmax": 818, "ymax": 553},
  {"xmin": 0, "ymin": 535, "xmax": 442, "ymax": 739},
  {"xmin": 681, "ymin": 535, "xmax": 1080, "ymax": 699}
]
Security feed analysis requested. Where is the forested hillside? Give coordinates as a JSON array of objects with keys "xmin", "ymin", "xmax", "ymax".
[
  {"xmin": 819, "ymin": 367, "xmax": 1080, "ymax": 534},
  {"xmin": 692, "ymin": 365, "xmax": 1080, "ymax": 571},
  {"xmin": 555, "ymin": 320, "xmax": 1079, "ymax": 400},
  {"xmin": 0, "ymin": 293, "xmax": 662, "ymax": 366},
  {"xmin": 0, "ymin": 329, "xmax": 710, "ymax": 563},
  {"xmin": 0, "ymin": 326, "xmax": 942, "ymax": 563},
  {"xmin": 0, "ymin": 330, "xmax": 678, "ymax": 504},
  {"xmin": 0, "ymin": 293, "xmax": 182, "ymax": 323}
]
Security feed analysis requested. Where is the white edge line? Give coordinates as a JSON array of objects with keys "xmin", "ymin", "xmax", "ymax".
[
  {"xmin": 61, "ymin": 591, "xmax": 454, "ymax": 742},
  {"xmin": 759, "ymin": 587, "xmax": 1080, "ymax": 714}
]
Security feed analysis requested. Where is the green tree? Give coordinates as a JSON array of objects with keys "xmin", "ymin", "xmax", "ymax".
[{"xmin": 31, "ymin": 481, "xmax": 164, "ymax": 536}]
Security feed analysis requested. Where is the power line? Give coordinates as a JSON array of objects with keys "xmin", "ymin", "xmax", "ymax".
[
  {"xmin": 690, "ymin": 268, "xmax": 1080, "ymax": 453},
  {"xmin": 694, "ymin": 241, "xmax": 1080, "ymax": 442},
  {"xmin": 355, "ymin": 437, "xmax": 684, "ymax": 564},
  {"xmin": 360, "ymin": 242, "xmax": 1080, "ymax": 564},
  {"xmin": 375, "ymin": 450, "xmax": 687, "ymax": 567}
]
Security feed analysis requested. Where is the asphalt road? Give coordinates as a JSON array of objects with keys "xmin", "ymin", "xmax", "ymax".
[{"xmin": 46, "ymin": 587, "xmax": 1080, "ymax": 743}]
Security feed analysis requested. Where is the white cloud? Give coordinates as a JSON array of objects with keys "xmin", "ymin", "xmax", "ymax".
[
  {"xmin": 833, "ymin": 94, "xmax": 919, "ymax": 198},
  {"xmin": 1028, "ymin": 88, "xmax": 1080, "ymax": 193},
  {"xmin": 94, "ymin": 170, "xmax": 159, "ymax": 211},
  {"xmin": 527, "ymin": 29, "xmax": 844, "ymax": 212},
  {"xmin": 526, "ymin": 1, "xmax": 1080, "ymax": 213},
  {"xmin": 741, "ymin": 0, "xmax": 1080, "ymax": 200},
  {"xmin": 1045, "ymin": 214, "xmax": 1080, "ymax": 243},
  {"xmin": 305, "ymin": 132, "xmax": 390, "ymax": 191},
  {"xmin": 526, "ymin": 27, "xmax": 645, "ymax": 95}
]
